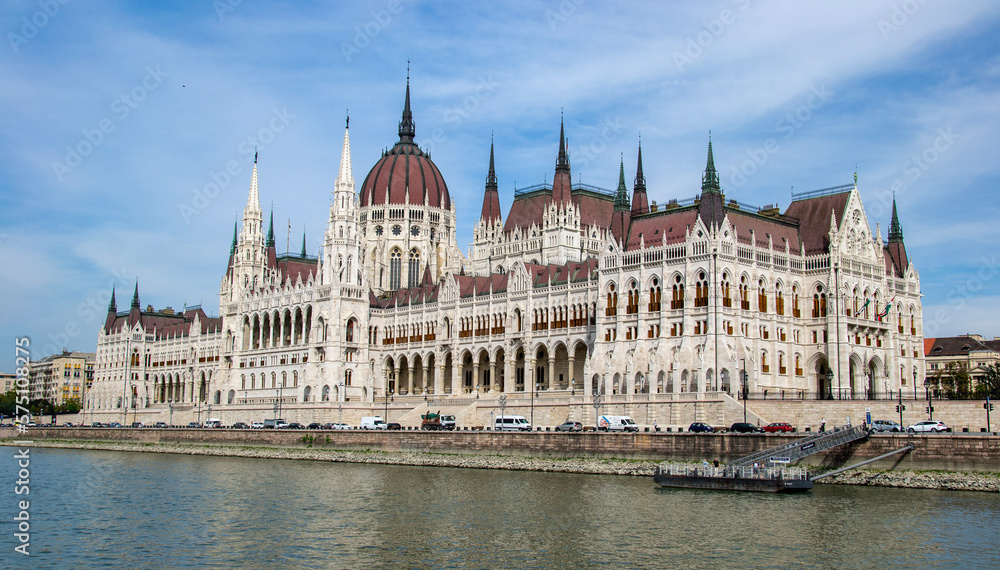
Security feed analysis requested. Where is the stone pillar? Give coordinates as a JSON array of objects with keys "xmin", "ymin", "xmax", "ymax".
[
  {"xmin": 529, "ymin": 358, "xmax": 537, "ymax": 395},
  {"xmin": 422, "ymin": 365, "xmax": 430, "ymax": 394},
  {"xmin": 489, "ymin": 362, "xmax": 497, "ymax": 393},
  {"xmin": 547, "ymin": 358, "xmax": 555, "ymax": 391},
  {"xmin": 503, "ymin": 358, "xmax": 514, "ymax": 394},
  {"xmin": 436, "ymin": 364, "xmax": 445, "ymax": 395},
  {"xmin": 584, "ymin": 372, "xmax": 592, "ymax": 400},
  {"xmin": 393, "ymin": 362, "xmax": 401, "ymax": 395},
  {"xmin": 409, "ymin": 362, "xmax": 418, "ymax": 394},
  {"xmin": 568, "ymin": 357, "xmax": 575, "ymax": 393},
  {"xmin": 472, "ymin": 364, "xmax": 481, "ymax": 395}
]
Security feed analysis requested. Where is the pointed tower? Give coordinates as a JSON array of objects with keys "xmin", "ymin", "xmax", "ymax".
[
  {"xmin": 886, "ymin": 196, "xmax": 908, "ymax": 276},
  {"xmin": 470, "ymin": 138, "xmax": 504, "ymax": 276},
  {"xmin": 550, "ymin": 114, "xmax": 573, "ymax": 206},
  {"xmin": 104, "ymin": 285, "xmax": 118, "ymax": 332},
  {"xmin": 324, "ymin": 114, "xmax": 364, "ymax": 288},
  {"xmin": 697, "ymin": 135, "xmax": 726, "ymax": 230},
  {"xmin": 631, "ymin": 140, "xmax": 649, "ymax": 216},
  {"xmin": 231, "ymin": 152, "xmax": 268, "ymax": 299},
  {"xmin": 301, "ymin": 230, "xmax": 307, "ymax": 257},
  {"xmin": 128, "ymin": 280, "xmax": 142, "ymax": 327},
  {"xmin": 480, "ymin": 138, "xmax": 502, "ymax": 224},
  {"xmin": 398, "ymin": 66, "xmax": 415, "ymax": 143},
  {"xmin": 611, "ymin": 155, "xmax": 631, "ymax": 244}
]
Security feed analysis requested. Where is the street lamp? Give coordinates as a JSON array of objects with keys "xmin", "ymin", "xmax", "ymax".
[
  {"xmin": 826, "ymin": 370, "xmax": 835, "ymax": 401},
  {"xmin": 913, "ymin": 369, "xmax": 918, "ymax": 401},
  {"xmin": 498, "ymin": 394, "xmax": 507, "ymax": 427},
  {"xmin": 339, "ymin": 381, "xmax": 346, "ymax": 424},
  {"xmin": 925, "ymin": 381, "xmax": 934, "ymax": 420},
  {"xmin": 593, "ymin": 389, "xmax": 603, "ymax": 431},
  {"xmin": 273, "ymin": 389, "xmax": 279, "ymax": 422},
  {"xmin": 168, "ymin": 400, "xmax": 174, "ymax": 427},
  {"xmin": 530, "ymin": 380, "xmax": 538, "ymax": 429},
  {"xmin": 383, "ymin": 388, "xmax": 392, "ymax": 423},
  {"xmin": 741, "ymin": 358, "xmax": 748, "ymax": 424}
]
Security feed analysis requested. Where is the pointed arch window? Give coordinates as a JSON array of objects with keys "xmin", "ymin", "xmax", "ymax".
[
  {"xmin": 648, "ymin": 277, "xmax": 662, "ymax": 312},
  {"xmin": 671, "ymin": 275, "xmax": 685, "ymax": 309},
  {"xmin": 408, "ymin": 248, "xmax": 420, "ymax": 288},
  {"xmin": 389, "ymin": 248, "xmax": 402, "ymax": 291}
]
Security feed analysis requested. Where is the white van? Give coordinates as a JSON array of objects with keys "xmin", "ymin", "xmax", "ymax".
[
  {"xmin": 495, "ymin": 415, "xmax": 532, "ymax": 432},
  {"xmin": 360, "ymin": 416, "xmax": 387, "ymax": 430},
  {"xmin": 204, "ymin": 418, "xmax": 222, "ymax": 428},
  {"xmin": 598, "ymin": 415, "xmax": 639, "ymax": 432}
]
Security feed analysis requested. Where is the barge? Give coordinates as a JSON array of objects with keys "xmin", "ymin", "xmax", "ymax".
[{"xmin": 653, "ymin": 462, "xmax": 813, "ymax": 493}]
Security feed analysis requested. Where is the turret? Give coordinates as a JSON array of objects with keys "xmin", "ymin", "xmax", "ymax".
[
  {"xmin": 631, "ymin": 140, "xmax": 649, "ymax": 216},
  {"xmin": 697, "ymin": 135, "xmax": 725, "ymax": 229},
  {"xmin": 550, "ymin": 114, "xmax": 573, "ymax": 206},
  {"xmin": 479, "ymin": 138, "xmax": 502, "ymax": 224},
  {"xmin": 610, "ymin": 155, "xmax": 631, "ymax": 243}
]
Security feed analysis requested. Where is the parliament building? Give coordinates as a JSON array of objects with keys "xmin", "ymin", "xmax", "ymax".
[{"xmin": 86, "ymin": 79, "xmax": 924, "ymax": 427}]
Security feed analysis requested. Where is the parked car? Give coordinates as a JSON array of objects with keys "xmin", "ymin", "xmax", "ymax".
[
  {"xmin": 107, "ymin": 422, "xmax": 123, "ymax": 428},
  {"xmin": 870, "ymin": 420, "xmax": 902, "ymax": 433},
  {"xmin": 556, "ymin": 421, "xmax": 583, "ymax": 432},
  {"xmin": 907, "ymin": 420, "xmax": 947, "ymax": 433},
  {"xmin": 307, "ymin": 422, "xmax": 323, "ymax": 430},
  {"xmin": 187, "ymin": 422, "xmax": 200, "ymax": 428},
  {"xmin": 687, "ymin": 422, "xmax": 714, "ymax": 433},
  {"xmin": 153, "ymin": 421, "xmax": 168, "ymax": 428},
  {"xmin": 762, "ymin": 422, "xmax": 794, "ymax": 433},
  {"xmin": 385, "ymin": 422, "xmax": 403, "ymax": 430},
  {"xmin": 232, "ymin": 422, "xmax": 249, "ymax": 429},
  {"xmin": 728, "ymin": 422, "xmax": 764, "ymax": 433},
  {"xmin": 326, "ymin": 423, "xmax": 350, "ymax": 430},
  {"xmin": 251, "ymin": 421, "xmax": 265, "ymax": 429},
  {"xmin": 285, "ymin": 422, "xmax": 306, "ymax": 430},
  {"xmin": 131, "ymin": 422, "xmax": 144, "ymax": 428}
]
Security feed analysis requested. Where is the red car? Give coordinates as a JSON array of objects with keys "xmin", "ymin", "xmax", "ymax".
[{"xmin": 762, "ymin": 422, "xmax": 794, "ymax": 433}]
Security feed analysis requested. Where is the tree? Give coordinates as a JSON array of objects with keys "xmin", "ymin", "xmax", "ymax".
[
  {"xmin": 980, "ymin": 362, "xmax": 1000, "ymax": 400},
  {"xmin": 0, "ymin": 390, "xmax": 15, "ymax": 418},
  {"xmin": 934, "ymin": 362, "xmax": 972, "ymax": 400}
]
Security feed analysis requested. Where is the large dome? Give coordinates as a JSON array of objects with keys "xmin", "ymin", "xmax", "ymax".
[
  {"xmin": 359, "ymin": 141, "xmax": 451, "ymax": 209},
  {"xmin": 359, "ymin": 79, "xmax": 451, "ymax": 210}
]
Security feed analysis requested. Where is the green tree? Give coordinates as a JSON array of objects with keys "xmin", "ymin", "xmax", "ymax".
[
  {"xmin": 980, "ymin": 362, "xmax": 1000, "ymax": 400},
  {"xmin": 0, "ymin": 390, "xmax": 15, "ymax": 418}
]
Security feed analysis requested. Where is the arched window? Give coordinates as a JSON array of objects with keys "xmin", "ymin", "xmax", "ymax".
[
  {"xmin": 791, "ymin": 284, "xmax": 800, "ymax": 317},
  {"xmin": 605, "ymin": 283, "xmax": 618, "ymax": 316},
  {"xmin": 671, "ymin": 275, "xmax": 685, "ymax": 309},
  {"xmin": 346, "ymin": 319, "xmax": 355, "ymax": 343},
  {"xmin": 739, "ymin": 276, "xmax": 749, "ymax": 310},
  {"xmin": 626, "ymin": 281, "xmax": 639, "ymax": 314},
  {"xmin": 648, "ymin": 277, "xmax": 662, "ymax": 311},
  {"xmin": 389, "ymin": 248, "xmax": 402, "ymax": 290},
  {"xmin": 408, "ymin": 248, "xmax": 420, "ymax": 288},
  {"xmin": 775, "ymin": 283, "xmax": 785, "ymax": 315},
  {"xmin": 758, "ymin": 278, "xmax": 768, "ymax": 313},
  {"xmin": 695, "ymin": 271, "xmax": 708, "ymax": 307},
  {"xmin": 721, "ymin": 276, "xmax": 731, "ymax": 308}
]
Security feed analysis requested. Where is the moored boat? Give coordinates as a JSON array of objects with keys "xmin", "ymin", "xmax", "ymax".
[{"xmin": 653, "ymin": 462, "xmax": 813, "ymax": 493}]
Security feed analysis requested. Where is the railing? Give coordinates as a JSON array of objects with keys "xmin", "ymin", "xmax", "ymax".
[
  {"xmin": 791, "ymin": 182, "xmax": 854, "ymax": 201},
  {"xmin": 656, "ymin": 462, "xmax": 809, "ymax": 481}
]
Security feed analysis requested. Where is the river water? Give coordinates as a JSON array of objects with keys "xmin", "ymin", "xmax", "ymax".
[{"xmin": 3, "ymin": 446, "xmax": 998, "ymax": 568}]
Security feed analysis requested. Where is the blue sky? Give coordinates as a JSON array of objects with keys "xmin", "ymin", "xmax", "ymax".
[{"xmin": 2, "ymin": 0, "xmax": 999, "ymax": 372}]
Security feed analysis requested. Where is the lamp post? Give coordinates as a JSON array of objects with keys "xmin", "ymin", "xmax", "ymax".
[
  {"xmin": 593, "ymin": 390, "xmax": 603, "ymax": 431},
  {"xmin": 741, "ymin": 358, "xmax": 748, "ymax": 424},
  {"xmin": 207, "ymin": 402, "xmax": 212, "ymax": 427},
  {"xmin": 498, "ymin": 394, "xmax": 507, "ymax": 427},
  {"xmin": 913, "ymin": 369, "xmax": 918, "ymax": 401},
  {"xmin": 925, "ymin": 382, "xmax": 934, "ymax": 420},
  {"xmin": 530, "ymin": 380, "xmax": 538, "ymax": 429},
  {"xmin": 383, "ymin": 389, "xmax": 392, "ymax": 423},
  {"xmin": 826, "ymin": 371, "xmax": 835, "ymax": 401},
  {"xmin": 168, "ymin": 400, "xmax": 174, "ymax": 427},
  {"xmin": 273, "ymin": 389, "xmax": 279, "ymax": 422},
  {"xmin": 339, "ymin": 381, "xmax": 346, "ymax": 424}
]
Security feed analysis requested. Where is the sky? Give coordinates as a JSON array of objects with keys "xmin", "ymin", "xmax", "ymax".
[{"xmin": 2, "ymin": 0, "xmax": 1000, "ymax": 372}]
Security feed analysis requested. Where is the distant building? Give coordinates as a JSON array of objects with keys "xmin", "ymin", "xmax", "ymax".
[
  {"xmin": 924, "ymin": 334, "xmax": 1000, "ymax": 392},
  {"xmin": 1, "ymin": 372, "xmax": 16, "ymax": 393},
  {"xmin": 27, "ymin": 350, "xmax": 95, "ymax": 406}
]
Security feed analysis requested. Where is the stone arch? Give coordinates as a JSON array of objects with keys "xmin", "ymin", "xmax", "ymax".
[{"xmin": 227, "ymin": 390, "xmax": 235, "ymax": 404}]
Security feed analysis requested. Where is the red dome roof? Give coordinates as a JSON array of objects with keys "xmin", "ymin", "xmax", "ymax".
[{"xmin": 360, "ymin": 141, "xmax": 451, "ymax": 209}]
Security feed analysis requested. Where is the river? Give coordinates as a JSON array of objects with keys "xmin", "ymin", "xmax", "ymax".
[{"xmin": 3, "ymin": 446, "xmax": 998, "ymax": 568}]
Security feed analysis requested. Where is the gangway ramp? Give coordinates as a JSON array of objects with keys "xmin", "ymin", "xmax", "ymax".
[{"xmin": 728, "ymin": 425, "xmax": 869, "ymax": 467}]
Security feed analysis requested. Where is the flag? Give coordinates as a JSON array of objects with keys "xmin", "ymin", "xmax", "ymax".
[
  {"xmin": 876, "ymin": 296, "xmax": 895, "ymax": 322},
  {"xmin": 855, "ymin": 298, "xmax": 870, "ymax": 317}
]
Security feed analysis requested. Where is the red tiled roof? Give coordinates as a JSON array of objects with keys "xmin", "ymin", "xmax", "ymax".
[
  {"xmin": 625, "ymin": 208, "xmax": 698, "ymax": 250},
  {"xmin": 725, "ymin": 210, "xmax": 801, "ymax": 252},
  {"xmin": 783, "ymin": 191, "xmax": 850, "ymax": 255}
]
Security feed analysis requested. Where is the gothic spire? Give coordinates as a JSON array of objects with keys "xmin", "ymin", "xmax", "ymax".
[
  {"xmin": 888, "ymin": 195, "xmax": 904, "ymax": 242},
  {"xmin": 131, "ymin": 280, "xmax": 140, "ymax": 310},
  {"xmin": 398, "ymin": 64, "xmax": 415, "ymax": 143},
  {"xmin": 701, "ymin": 133, "xmax": 721, "ymax": 193},
  {"xmin": 108, "ymin": 285, "xmax": 117, "ymax": 313},
  {"xmin": 230, "ymin": 220, "xmax": 238, "ymax": 255},
  {"xmin": 336, "ymin": 113, "xmax": 354, "ymax": 188},
  {"xmin": 266, "ymin": 208, "xmax": 275, "ymax": 248},
  {"xmin": 614, "ymin": 154, "xmax": 629, "ymax": 211},
  {"xmin": 556, "ymin": 111, "xmax": 570, "ymax": 172},
  {"xmin": 245, "ymin": 153, "xmax": 262, "ymax": 217},
  {"xmin": 480, "ymin": 137, "xmax": 502, "ymax": 223},
  {"xmin": 301, "ymin": 229, "xmax": 307, "ymax": 257},
  {"xmin": 631, "ymin": 138, "xmax": 649, "ymax": 216}
]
